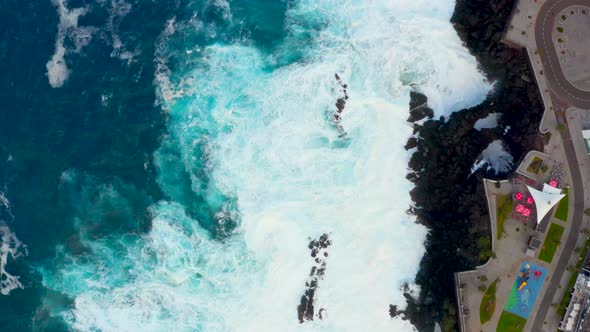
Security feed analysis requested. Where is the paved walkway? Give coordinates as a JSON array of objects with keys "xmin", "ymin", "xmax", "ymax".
[
  {"xmin": 456, "ymin": 180, "xmax": 532, "ymax": 332},
  {"xmin": 526, "ymin": 0, "xmax": 590, "ymax": 329},
  {"xmin": 553, "ymin": 5, "xmax": 590, "ymax": 91},
  {"xmin": 541, "ymin": 109, "xmax": 590, "ymax": 332},
  {"xmin": 536, "ymin": 0, "xmax": 590, "ymax": 107},
  {"xmin": 455, "ymin": 1, "xmax": 590, "ymax": 330},
  {"xmin": 529, "ymin": 105, "xmax": 584, "ymax": 331}
]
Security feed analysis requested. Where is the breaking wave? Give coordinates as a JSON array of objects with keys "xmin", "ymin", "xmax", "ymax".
[
  {"xmin": 0, "ymin": 192, "xmax": 27, "ymax": 296},
  {"xmin": 39, "ymin": 0, "xmax": 491, "ymax": 331},
  {"xmin": 471, "ymin": 139, "xmax": 514, "ymax": 175}
]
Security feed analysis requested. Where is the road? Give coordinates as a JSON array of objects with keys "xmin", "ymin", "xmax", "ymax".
[
  {"xmin": 535, "ymin": 0, "xmax": 590, "ymax": 108},
  {"xmin": 529, "ymin": 1, "xmax": 590, "ymax": 330},
  {"xmin": 529, "ymin": 106, "xmax": 585, "ymax": 331}
]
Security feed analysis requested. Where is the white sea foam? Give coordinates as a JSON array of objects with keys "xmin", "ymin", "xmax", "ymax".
[
  {"xmin": 471, "ymin": 139, "xmax": 514, "ymax": 175},
  {"xmin": 106, "ymin": 0, "xmax": 140, "ymax": 61},
  {"xmin": 45, "ymin": 0, "xmax": 491, "ymax": 331},
  {"xmin": 0, "ymin": 192, "xmax": 11, "ymax": 213},
  {"xmin": 474, "ymin": 112, "xmax": 502, "ymax": 131},
  {"xmin": 0, "ymin": 191, "xmax": 26, "ymax": 296},
  {"xmin": 0, "ymin": 194, "xmax": 27, "ymax": 296},
  {"xmin": 0, "ymin": 191, "xmax": 14, "ymax": 221},
  {"xmin": 46, "ymin": 0, "xmax": 92, "ymax": 88},
  {"xmin": 46, "ymin": 0, "xmax": 138, "ymax": 84}
]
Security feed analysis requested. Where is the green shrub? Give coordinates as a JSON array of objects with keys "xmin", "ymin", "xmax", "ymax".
[
  {"xmin": 496, "ymin": 194, "xmax": 512, "ymax": 240},
  {"xmin": 526, "ymin": 157, "xmax": 543, "ymax": 174},
  {"xmin": 555, "ymin": 188, "xmax": 569, "ymax": 221},
  {"xmin": 539, "ymin": 223, "xmax": 565, "ymax": 263},
  {"xmin": 497, "ymin": 311, "xmax": 526, "ymax": 332}
]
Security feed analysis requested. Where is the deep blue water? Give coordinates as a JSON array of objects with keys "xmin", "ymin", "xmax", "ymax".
[
  {"xmin": 0, "ymin": 1, "xmax": 179, "ymax": 330},
  {"xmin": 0, "ymin": 1, "xmax": 299, "ymax": 329}
]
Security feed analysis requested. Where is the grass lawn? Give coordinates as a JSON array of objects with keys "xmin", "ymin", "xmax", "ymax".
[
  {"xmin": 555, "ymin": 188, "xmax": 569, "ymax": 221},
  {"xmin": 480, "ymin": 279, "xmax": 499, "ymax": 324},
  {"xmin": 539, "ymin": 223, "xmax": 565, "ymax": 263},
  {"xmin": 558, "ymin": 270, "xmax": 579, "ymax": 317},
  {"xmin": 496, "ymin": 194, "xmax": 512, "ymax": 240},
  {"xmin": 497, "ymin": 311, "xmax": 526, "ymax": 332},
  {"xmin": 526, "ymin": 157, "xmax": 543, "ymax": 174}
]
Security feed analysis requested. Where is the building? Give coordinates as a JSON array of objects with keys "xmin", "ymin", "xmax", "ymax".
[
  {"xmin": 559, "ymin": 274, "xmax": 590, "ymax": 332},
  {"xmin": 582, "ymin": 124, "xmax": 590, "ymax": 154},
  {"xmin": 527, "ymin": 184, "xmax": 566, "ymax": 226}
]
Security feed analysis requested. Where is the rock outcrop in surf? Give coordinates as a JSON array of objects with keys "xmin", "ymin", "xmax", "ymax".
[{"xmin": 297, "ymin": 233, "xmax": 331, "ymax": 323}]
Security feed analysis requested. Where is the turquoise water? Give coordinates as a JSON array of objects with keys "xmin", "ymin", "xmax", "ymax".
[{"xmin": 0, "ymin": 0, "xmax": 491, "ymax": 331}]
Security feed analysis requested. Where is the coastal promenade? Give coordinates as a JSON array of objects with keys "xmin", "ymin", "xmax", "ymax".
[
  {"xmin": 529, "ymin": 103, "xmax": 586, "ymax": 332},
  {"xmin": 455, "ymin": 0, "xmax": 590, "ymax": 331},
  {"xmin": 523, "ymin": 1, "xmax": 590, "ymax": 330}
]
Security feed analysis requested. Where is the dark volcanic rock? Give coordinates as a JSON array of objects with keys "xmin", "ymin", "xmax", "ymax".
[
  {"xmin": 405, "ymin": 137, "xmax": 419, "ymax": 151},
  {"xmin": 402, "ymin": 1, "xmax": 544, "ymax": 331},
  {"xmin": 408, "ymin": 91, "xmax": 434, "ymax": 122},
  {"xmin": 297, "ymin": 233, "xmax": 331, "ymax": 324},
  {"xmin": 389, "ymin": 304, "xmax": 401, "ymax": 319},
  {"xmin": 328, "ymin": 74, "xmax": 350, "ymax": 138}
]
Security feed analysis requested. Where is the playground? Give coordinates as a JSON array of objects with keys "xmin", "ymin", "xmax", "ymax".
[{"xmin": 504, "ymin": 262, "xmax": 547, "ymax": 319}]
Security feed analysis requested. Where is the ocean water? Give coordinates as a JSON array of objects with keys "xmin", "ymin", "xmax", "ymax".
[
  {"xmin": 0, "ymin": 0, "xmax": 490, "ymax": 331},
  {"xmin": 471, "ymin": 140, "xmax": 514, "ymax": 175}
]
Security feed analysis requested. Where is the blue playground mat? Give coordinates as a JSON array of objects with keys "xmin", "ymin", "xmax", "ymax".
[{"xmin": 504, "ymin": 261, "xmax": 548, "ymax": 319}]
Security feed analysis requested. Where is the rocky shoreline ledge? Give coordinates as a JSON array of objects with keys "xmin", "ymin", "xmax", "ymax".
[{"xmin": 400, "ymin": 0, "xmax": 545, "ymax": 331}]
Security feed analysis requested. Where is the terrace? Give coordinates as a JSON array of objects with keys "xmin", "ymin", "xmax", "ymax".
[{"xmin": 456, "ymin": 148, "xmax": 574, "ymax": 332}]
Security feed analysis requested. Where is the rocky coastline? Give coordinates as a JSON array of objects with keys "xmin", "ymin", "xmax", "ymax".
[{"xmin": 400, "ymin": 0, "xmax": 545, "ymax": 331}]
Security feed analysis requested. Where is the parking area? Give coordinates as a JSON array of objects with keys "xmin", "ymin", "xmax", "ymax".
[{"xmin": 553, "ymin": 6, "xmax": 590, "ymax": 91}]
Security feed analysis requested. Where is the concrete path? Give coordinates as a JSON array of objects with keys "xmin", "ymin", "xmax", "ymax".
[
  {"xmin": 529, "ymin": 104, "xmax": 586, "ymax": 331},
  {"xmin": 456, "ymin": 179, "xmax": 553, "ymax": 332},
  {"xmin": 536, "ymin": 0, "xmax": 590, "ymax": 107},
  {"xmin": 553, "ymin": 5, "xmax": 590, "ymax": 91},
  {"xmin": 456, "ymin": 1, "xmax": 590, "ymax": 330}
]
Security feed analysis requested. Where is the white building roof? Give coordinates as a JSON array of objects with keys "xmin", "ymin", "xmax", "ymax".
[
  {"xmin": 542, "ymin": 183, "xmax": 562, "ymax": 195},
  {"xmin": 527, "ymin": 185, "xmax": 566, "ymax": 225}
]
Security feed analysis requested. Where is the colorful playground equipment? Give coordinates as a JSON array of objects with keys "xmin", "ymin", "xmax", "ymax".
[
  {"xmin": 518, "ymin": 264, "xmax": 531, "ymax": 291},
  {"xmin": 517, "ymin": 264, "xmax": 544, "ymax": 291},
  {"xmin": 506, "ymin": 262, "xmax": 547, "ymax": 319}
]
